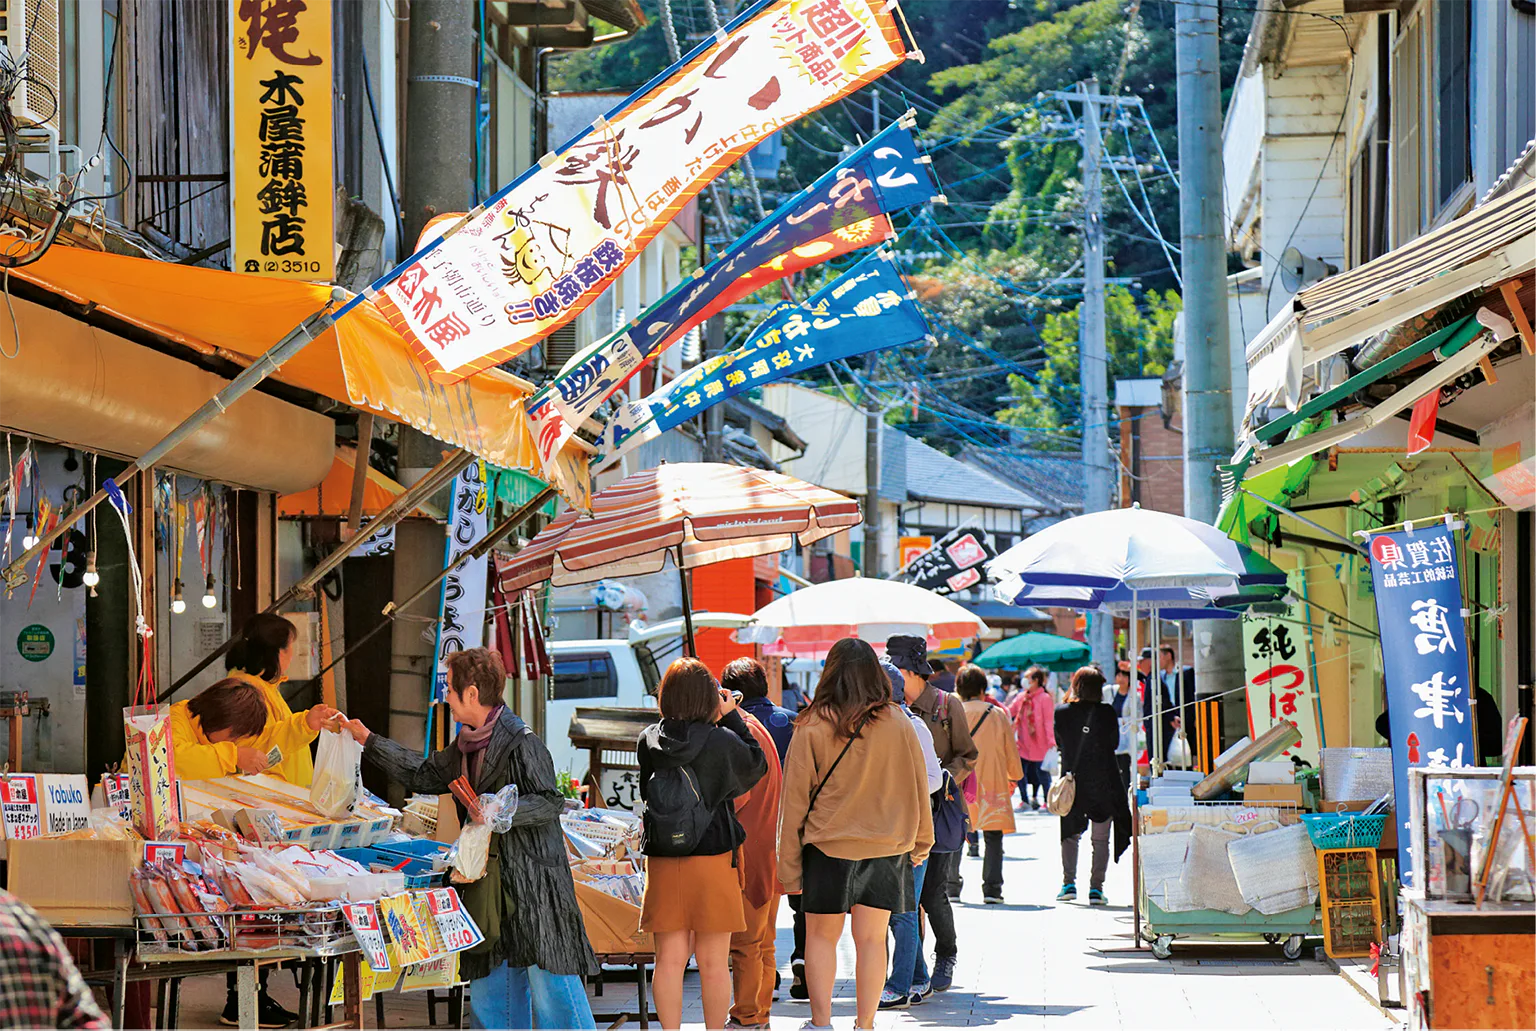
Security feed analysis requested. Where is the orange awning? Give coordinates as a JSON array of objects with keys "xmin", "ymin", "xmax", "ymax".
[
  {"xmin": 4, "ymin": 243, "xmax": 587, "ymax": 504},
  {"xmin": 277, "ymin": 445, "xmax": 444, "ymax": 520}
]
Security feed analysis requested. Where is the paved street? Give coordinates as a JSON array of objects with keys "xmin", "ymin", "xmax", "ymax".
[{"xmin": 594, "ymin": 806, "xmax": 1404, "ymax": 1030}]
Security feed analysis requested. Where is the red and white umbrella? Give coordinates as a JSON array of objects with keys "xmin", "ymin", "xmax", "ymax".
[
  {"xmin": 495, "ymin": 463, "xmax": 861, "ymax": 653},
  {"xmin": 739, "ymin": 576, "xmax": 989, "ymax": 657}
]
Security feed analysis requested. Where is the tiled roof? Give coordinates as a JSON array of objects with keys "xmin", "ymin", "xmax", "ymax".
[
  {"xmin": 901, "ymin": 436, "xmax": 1047, "ymax": 510},
  {"xmin": 958, "ymin": 447, "xmax": 1083, "ymax": 514}
]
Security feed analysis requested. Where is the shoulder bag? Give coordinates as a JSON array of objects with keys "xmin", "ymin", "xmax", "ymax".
[
  {"xmin": 806, "ymin": 711, "xmax": 874, "ymax": 814},
  {"xmin": 1046, "ymin": 708, "xmax": 1095, "ymax": 818}
]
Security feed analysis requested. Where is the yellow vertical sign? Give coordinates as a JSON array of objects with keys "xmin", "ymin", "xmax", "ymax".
[{"xmin": 230, "ymin": 0, "xmax": 334, "ymax": 281}]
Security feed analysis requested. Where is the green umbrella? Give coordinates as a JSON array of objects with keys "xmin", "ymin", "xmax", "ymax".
[{"xmin": 972, "ymin": 630, "xmax": 1091, "ymax": 673}]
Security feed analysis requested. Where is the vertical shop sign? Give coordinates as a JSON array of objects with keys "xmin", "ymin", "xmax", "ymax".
[
  {"xmin": 1367, "ymin": 525, "xmax": 1476, "ymax": 885},
  {"xmin": 230, "ymin": 0, "xmax": 335, "ymax": 281},
  {"xmin": 431, "ymin": 462, "xmax": 490, "ymax": 702},
  {"xmin": 1242, "ymin": 614, "xmax": 1323, "ymax": 765}
]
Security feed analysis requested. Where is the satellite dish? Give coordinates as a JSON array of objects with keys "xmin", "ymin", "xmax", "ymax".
[{"xmin": 1280, "ymin": 247, "xmax": 1337, "ymax": 293}]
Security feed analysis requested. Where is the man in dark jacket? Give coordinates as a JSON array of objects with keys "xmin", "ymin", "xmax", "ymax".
[
  {"xmin": 723, "ymin": 657, "xmax": 795, "ymax": 764},
  {"xmin": 345, "ymin": 648, "xmax": 597, "ymax": 1029},
  {"xmin": 887, "ymin": 634, "xmax": 976, "ymax": 995}
]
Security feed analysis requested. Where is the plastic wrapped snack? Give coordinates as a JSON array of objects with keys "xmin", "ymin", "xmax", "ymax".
[{"xmin": 449, "ymin": 784, "xmax": 519, "ymax": 883}]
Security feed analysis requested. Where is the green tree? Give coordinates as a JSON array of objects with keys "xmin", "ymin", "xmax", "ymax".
[{"xmin": 996, "ymin": 284, "xmax": 1180, "ymax": 440}]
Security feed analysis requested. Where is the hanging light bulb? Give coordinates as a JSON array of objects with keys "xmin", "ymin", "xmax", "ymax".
[
  {"xmin": 21, "ymin": 517, "xmax": 38, "ymax": 551},
  {"xmin": 171, "ymin": 579, "xmax": 186, "ymax": 614},
  {"xmin": 82, "ymin": 551, "xmax": 100, "ymax": 589},
  {"xmin": 202, "ymin": 573, "xmax": 218, "ymax": 609}
]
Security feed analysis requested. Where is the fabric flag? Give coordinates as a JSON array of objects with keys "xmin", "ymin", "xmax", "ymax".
[
  {"xmin": 595, "ymin": 251, "xmax": 930, "ymax": 467},
  {"xmin": 1366, "ymin": 524, "xmax": 1475, "ymax": 886},
  {"xmin": 896, "ymin": 525, "xmax": 995, "ymax": 595},
  {"xmin": 372, "ymin": 0, "xmax": 910, "ymax": 383},
  {"xmin": 1406, "ymin": 390, "xmax": 1439, "ymax": 456},
  {"xmin": 525, "ymin": 119, "xmax": 938, "ymax": 477}
]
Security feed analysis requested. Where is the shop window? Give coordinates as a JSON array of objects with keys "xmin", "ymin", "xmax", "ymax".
[{"xmin": 551, "ymin": 654, "xmax": 618, "ymax": 700}]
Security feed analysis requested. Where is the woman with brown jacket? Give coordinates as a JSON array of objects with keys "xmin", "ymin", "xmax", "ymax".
[
  {"xmin": 958, "ymin": 664, "xmax": 1024, "ymax": 904},
  {"xmin": 778, "ymin": 638, "xmax": 935, "ymax": 1031}
]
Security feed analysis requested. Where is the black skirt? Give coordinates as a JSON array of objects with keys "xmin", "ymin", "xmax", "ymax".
[{"xmin": 799, "ymin": 844, "xmax": 916, "ymax": 914}]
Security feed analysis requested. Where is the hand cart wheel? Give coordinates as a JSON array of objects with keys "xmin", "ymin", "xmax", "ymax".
[
  {"xmin": 1262, "ymin": 933, "xmax": 1280, "ymax": 945},
  {"xmin": 1150, "ymin": 935, "xmax": 1174, "ymax": 960},
  {"xmin": 1282, "ymin": 934, "xmax": 1305, "ymax": 960}
]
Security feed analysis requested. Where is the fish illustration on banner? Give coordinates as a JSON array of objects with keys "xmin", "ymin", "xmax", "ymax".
[
  {"xmin": 596, "ymin": 251, "xmax": 930, "ymax": 467},
  {"xmin": 1242, "ymin": 614, "xmax": 1322, "ymax": 765},
  {"xmin": 372, "ymin": 0, "xmax": 911, "ymax": 383},
  {"xmin": 525, "ymin": 118, "xmax": 938, "ymax": 479},
  {"xmin": 1367, "ymin": 523, "xmax": 1476, "ymax": 885}
]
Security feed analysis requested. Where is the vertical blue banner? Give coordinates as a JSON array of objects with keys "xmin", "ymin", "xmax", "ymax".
[{"xmin": 1367, "ymin": 525, "xmax": 1475, "ymax": 885}]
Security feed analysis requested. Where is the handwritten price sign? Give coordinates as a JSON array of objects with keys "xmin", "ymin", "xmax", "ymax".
[
  {"xmin": 426, "ymin": 888, "xmax": 483, "ymax": 952},
  {"xmin": 0, "ymin": 775, "xmax": 41, "ymax": 841},
  {"xmin": 342, "ymin": 903, "xmax": 391, "ymax": 972}
]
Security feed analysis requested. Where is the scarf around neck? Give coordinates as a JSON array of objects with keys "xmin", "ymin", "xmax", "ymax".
[{"xmin": 458, "ymin": 705, "xmax": 503, "ymax": 785}]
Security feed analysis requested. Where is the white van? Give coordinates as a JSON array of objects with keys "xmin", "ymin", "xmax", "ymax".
[{"xmin": 542, "ymin": 613, "xmax": 754, "ymax": 795}]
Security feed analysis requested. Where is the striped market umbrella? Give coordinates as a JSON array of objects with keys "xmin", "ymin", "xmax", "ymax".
[{"xmin": 495, "ymin": 463, "xmax": 861, "ymax": 654}]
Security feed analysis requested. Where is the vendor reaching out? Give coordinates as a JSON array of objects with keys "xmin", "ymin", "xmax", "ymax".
[
  {"xmin": 226, "ymin": 614, "xmax": 340, "ymax": 787},
  {"xmin": 343, "ymin": 647, "xmax": 598, "ymax": 1030},
  {"xmin": 168, "ymin": 678, "xmax": 273, "ymax": 779}
]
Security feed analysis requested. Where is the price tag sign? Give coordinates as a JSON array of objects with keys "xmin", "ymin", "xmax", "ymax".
[
  {"xmin": 342, "ymin": 902, "xmax": 391, "ymax": 972},
  {"xmin": 103, "ymin": 774, "xmax": 133, "ymax": 821},
  {"xmin": 0, "ymin": 774, "xmax": 41, "ymax": 841},
  {"xmin": 144, "ymin": 842, "xmax": 186, "ymax": 866},
  {"xmin": 425, "ymin": 888, "xmax": 483, "ymax": 953}
]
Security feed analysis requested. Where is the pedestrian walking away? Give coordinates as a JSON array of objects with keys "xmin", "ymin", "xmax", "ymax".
[
  {"xmin": 886, "ymin": 634, "xmax": 976, "ymax": 993},
  {"xmin": 1008, "ymin": 666, "xmax": 1055, "ymax": 810},
  {"xmin": 0, "ymin": 890, "xmax": 108, "ymax": 1029},
  {"xmin": 958, "ymin": 664, "xmax": 1023, "ymax": 904},
  {"xmin": 878, "ymin": 661, "xmax": 944, "ymax": 1010},
  {"xmin": 720, "ymin": 659, "xmax": 786, "ymax": 1031},
  {"xmin": 1053, "ymin": 666, "xmax": 1132, "ymax": 906},
  {"xmin": 636, "ymin": 657, "xmax": 769, "ymax": 1031},
  {"xmin": 779, "ymin": 638, "xmax": 934, "ymax": 1031},
  {"xmin": 345, "ymin": 648, "xmax": 599, "ymax": 1029}
]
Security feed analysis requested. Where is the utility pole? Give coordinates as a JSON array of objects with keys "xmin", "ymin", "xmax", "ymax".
[
  {"xmin": 393, "ymin": 0, "xmax": 476, "ymax": 755},
  {"xmin": 862, "ymin": 87, "xmax": 883, "ymax": 577},
  {"xmin": 704, "ymin": 315, "xmax": 726, "ymax": 462},
  {"xmin": 1175, "ymin": 1, "xmax": 1243, "ymax": 728},
  {"xmin": 1078, "ymin": 78, "xmax": 1114, "ymax": 672}
]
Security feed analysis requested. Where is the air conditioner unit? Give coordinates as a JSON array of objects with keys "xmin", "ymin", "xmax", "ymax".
[{"xmin": 0, "ymin": 0, "xmax": 63, "ymax": 130}]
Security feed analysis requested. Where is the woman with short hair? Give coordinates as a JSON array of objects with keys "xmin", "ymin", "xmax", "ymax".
[
  {"xmin": 778, "ymin": 638, "xmax": 934, "ymax": 1031},
  {"xmin": 957, "ymin": 664, "xmax": 1023, "ymax": 905},
  {"xmin": 1054, "ymin": 666, "xmax": 1132, "ymax": 906},
  {"xmin": 638, "ymin": 658, "xmax": 768, "ymax": 1030},
  {"xmin": 169, "ymin": 677, "xmax": 272, "ymax": 779}
]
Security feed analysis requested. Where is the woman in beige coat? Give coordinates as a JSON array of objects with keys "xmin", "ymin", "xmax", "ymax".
[{"xmin": 958, "ymin": 664, "xmax": 1024, "ymax": 904}]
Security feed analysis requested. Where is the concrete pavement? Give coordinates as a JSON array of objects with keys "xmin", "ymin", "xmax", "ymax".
[{"xmin": 593, "ymin": 806, "xmax": 1405, "ymax": 1030}]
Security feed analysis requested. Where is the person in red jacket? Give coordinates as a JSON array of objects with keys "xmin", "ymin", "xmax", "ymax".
[{"xmin": 724, "ymin": 659, "xmax": 786, "ymax": 1030}]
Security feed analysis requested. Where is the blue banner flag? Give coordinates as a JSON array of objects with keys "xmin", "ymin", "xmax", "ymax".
[
  {"xmin": 595, "ymin": 251, "xmax": 930, "ymax": 465},
  {"xmin": 1366, "ymin": 524, "xmax": 1476, "ymax": 885},
  {"xmin": 526, "ymin": 118, "xmax": 939, "ymax": 475}
]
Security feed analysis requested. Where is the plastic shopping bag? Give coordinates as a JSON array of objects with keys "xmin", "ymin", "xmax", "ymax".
[
  {"xmin": 449, "ymin": 784, "xmax": 520, "ymax": 883},
  {"xmin": 123, "ymin": 706, "xmax": 181, "ymax": 839},
  {"xmin": 310, "ymin": 728, "xmax": 364, "ymax": 819}
]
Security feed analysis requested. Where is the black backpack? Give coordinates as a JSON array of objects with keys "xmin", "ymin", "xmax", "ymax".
[{"xmin": 640, "ymin": 760, "xmax": 716, "ymax": 857}]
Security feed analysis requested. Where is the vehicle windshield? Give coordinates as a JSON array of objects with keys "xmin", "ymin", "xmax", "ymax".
[{"xmin": 634, "ymin": 642, "xmax": 661, "ymax": 698}]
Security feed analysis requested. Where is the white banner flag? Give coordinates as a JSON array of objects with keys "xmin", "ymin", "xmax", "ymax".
[{"xmin": 372, "ymin": 0, "xmax": 909, "ymax": 383}]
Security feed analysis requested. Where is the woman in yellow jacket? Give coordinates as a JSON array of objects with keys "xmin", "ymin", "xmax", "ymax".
[
  {"xmin": 169, "ymin": 677, "xmax": 273, "ymax": 779},
  {"xmin": 226, "ymin": 613, "xmax": 339, "ymax": 787}
]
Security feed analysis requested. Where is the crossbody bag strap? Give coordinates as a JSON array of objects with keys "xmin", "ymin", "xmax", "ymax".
[
  {"xmin": 969, "ymin": 703, "xmax": 996, "ymax": 737},
  {"xmin": 807, "ymin": 711, "xmax": 874, "ymax": 814},
  {"xmin": 1066, "ymin": 709, "xmax": 1094, "ymax": 775}
]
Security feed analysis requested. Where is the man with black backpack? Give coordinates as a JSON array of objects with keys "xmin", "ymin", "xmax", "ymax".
[{"xmin": 886, "ymin": 635, "xmax": 976, "ymax": 995}]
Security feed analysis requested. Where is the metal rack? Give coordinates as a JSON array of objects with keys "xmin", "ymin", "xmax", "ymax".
[{"xmin": 135, "ymin": 904, "xmax": 358, "ymax": 962}]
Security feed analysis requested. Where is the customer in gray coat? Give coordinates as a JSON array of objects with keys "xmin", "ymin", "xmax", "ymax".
[{"xmin": 345, "ymin": 647, "xmax": 597, "ymax": 1029}]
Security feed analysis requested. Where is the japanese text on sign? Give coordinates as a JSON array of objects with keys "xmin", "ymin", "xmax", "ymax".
[
  {"xmin": 0, "ymin": 774, "xmax": 41, "ymax": 841},
  {"xmin": 1242, "ymin": 615, "xmax": 1322, "ymax": 764},
  {"xmin": 230, "ymin": 0, "xmax": 335, "ymax": 281},
  {"xmin": 432, "ymin": 462, "xmax": 490, "ymax": 703}
]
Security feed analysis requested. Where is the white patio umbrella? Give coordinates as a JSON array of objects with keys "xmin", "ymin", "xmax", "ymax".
[{"xmin": 740, "ymin": 576, "xmax": 989, "ymax": 656}]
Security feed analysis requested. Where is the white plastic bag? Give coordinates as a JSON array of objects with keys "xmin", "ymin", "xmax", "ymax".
[
  {"xmin": 1168, "ymin": 731, "xmax": 1193, "ymax": 769},
  {"xmin": 1042, "ymin": 746, "xmax": 1060, "ymax": 775},
  {"xmin": 448, "ymin": 784, "xmax": 519, "ymax": 883},
  {"xmin": 310, "ymin": 728, "xmax": 363, "ymax": 819}
]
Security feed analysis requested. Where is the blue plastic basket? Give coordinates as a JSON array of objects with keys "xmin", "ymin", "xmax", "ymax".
[
  {"xmin": 334, "ymin": 845, "xmax": 449, "ymax": 889},
  {"xmin": 1302, "ymin": 811, "xmax": 1385, "ymax": 850}
]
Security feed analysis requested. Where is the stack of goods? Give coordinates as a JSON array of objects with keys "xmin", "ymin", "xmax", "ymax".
[
  {"xmin": 562, "ymin": 808, "xmax": 650, "ymax": 954},
  {"xmin": 1146, "ymin": 770, "xmax": 1203, "ymax": 806},
  {"xmin": 178, "ymin": 774, "xmax": 395, "ymax": 848},
  {"xmin": 1141, "ymin": 804, "xmax": 1315, "ymax": 915}
]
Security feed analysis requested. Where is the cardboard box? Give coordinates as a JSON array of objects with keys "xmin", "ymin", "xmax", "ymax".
[
  {"xmin": 1244, "ymin": 783, "xmax": 1305, "ymax": 806},
  {"xmin": 7, "ymin": 838, "xmax": 138, "ymax": 926},
  {"xmin": 1317, "ymin": 798, "xmax": 1397, "ymax": 852}
]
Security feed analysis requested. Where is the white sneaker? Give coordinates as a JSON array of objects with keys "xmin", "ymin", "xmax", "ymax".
[{"xmin": 799, "ymin": 1023, "xmax": 833, "ymax": 1031}]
